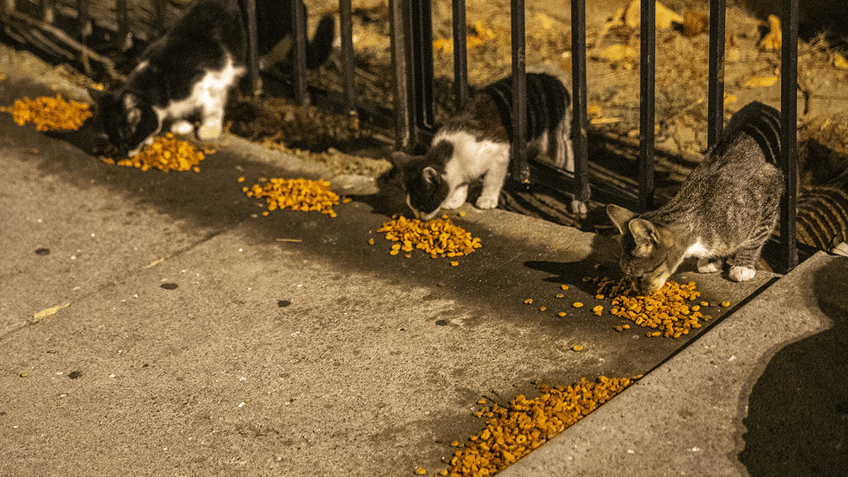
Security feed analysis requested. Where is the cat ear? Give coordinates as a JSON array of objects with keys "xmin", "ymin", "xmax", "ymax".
[
  {"xmin": 422, "ymin": 166, "xmax": 440, "ymax": 185},
  {"xmin": 606, "ymin": 204, "xmax": 637, "ymax": 235},
  {"xmin": 628, "ymin": 218, "xmax": 660, "ymax": 256}
]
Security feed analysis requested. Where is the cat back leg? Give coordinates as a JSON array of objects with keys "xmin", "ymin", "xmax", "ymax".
[{"xmin": 555, "ymin": 108, "xmax": 574, "ymax": 173}]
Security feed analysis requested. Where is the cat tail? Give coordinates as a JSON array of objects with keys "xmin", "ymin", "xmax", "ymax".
[{"xmin": 306, "ymin": 14, "xmax": 335, "ymax": 70}]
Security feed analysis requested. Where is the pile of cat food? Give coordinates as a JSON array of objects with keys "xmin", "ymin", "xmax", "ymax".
[
  {"xmin": 377, "ymin": 215, "xmax": 482, "ymax": 259},
  {"xmin": 243, "ymin": 177, "xmax": 348, "ymax": 217},
  {"xmin": 442, "ymin": 376, "xmax": 635, "ymax": 476},
  {"xmin": 1, "ymin": 95, "xmax": 92, "ymax": 131},
  {"xmin": 595, "ymin": 277, "xmax": 717, "ymax": 338},
  {"xmin": 102, "ymin": 133, "xmax": 209, "ymax": 172}
]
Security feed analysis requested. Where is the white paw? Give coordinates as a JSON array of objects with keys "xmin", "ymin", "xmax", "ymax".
[
  {"xmin": 475, "ymin": 195, "xmax": 499, "ymax": 210},
  {"xmin": 570, "ymin": 199, "xmax": 588, "ymax": 215},
  {"xmin": 171, "ymin": 120, "xmax": 194, "ymax": 136},
  {"xmin": 443, "ymin": 196, "xmax": 466, "ymax": 210},
  {"xmin": 697, "ymin": 257, "xmax": 724, "ymax": 273},
  {"xmin": 729, "ymin": 266, "xmax": 756, "ymax": 282},
  {"xmin": 197, "ymin": 124, "xmax": 222, "ymax": 141}
]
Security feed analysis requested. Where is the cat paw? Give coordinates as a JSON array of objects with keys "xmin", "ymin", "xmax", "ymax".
[
  {"xmin": 729, "ymin": 266, "xmax": 756, "ymax": 282},
  {"xmin": 171, "ymin": 120, "xmax": 194, "ymax": 136},
  {"xmin": 475, "ymin": 196, "xmax": 499, "ymax": 210},
  {"xmin": 697, "ymin": 257, "xmax": 725, "ymax": 273},
  {"xmin": 442, "ymin": 197, "xmax": 466, "ymax": 210},
  {"xmin": 197, "ymin": 124, "xmax": 222, "ymax": 141},
  {"xmin": 569, "ymin": 200, "xmax": 588, "ymax": 216}
]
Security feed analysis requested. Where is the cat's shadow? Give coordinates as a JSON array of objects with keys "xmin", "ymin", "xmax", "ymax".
[{"xmin": 524, "ymin": 233, "xmax": 623, "ymax": 293}]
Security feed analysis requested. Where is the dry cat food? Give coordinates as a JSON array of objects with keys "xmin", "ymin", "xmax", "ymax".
[
  {"xmin": 445, "ymin": 377, "xmax": 635, "ymax": 476},
  {"xmin": 595, "ymin": 277, "xmax": 713, "ymax": 338},
  {"xmin": 1, "ymin": 95, "xmax": 92, "ymax": 131},
  {"xmin": 102, "ymin": 133, "xmax": 209, "ymax": 172},
  {"xmin": 379, "ymin": 215, "xmax": 481, "ymax": 258},
  {"xmin": 244, "ymin": 177, "xmax": 348, "ymax": 217}
]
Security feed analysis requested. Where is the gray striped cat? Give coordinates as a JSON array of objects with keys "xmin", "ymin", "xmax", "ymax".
[
  {"xmin": 607, "ymin": 101, "xmax": 785, "ymax": 294},
  {"xmin": 392, "ymin": 73, "xmax": 573, "ymax": 220}
]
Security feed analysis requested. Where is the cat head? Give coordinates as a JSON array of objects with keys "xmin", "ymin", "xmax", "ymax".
[
  {"xmin": 607, "ymin": 204, "xmax": 678, "ymax": 295},
  {"xmin": 391, "ymin": 141, "xmax": 454, "ymax": 220},
  {"xmin": 90, "ymin": 88, "xmax": 160, "ymax": 157}
]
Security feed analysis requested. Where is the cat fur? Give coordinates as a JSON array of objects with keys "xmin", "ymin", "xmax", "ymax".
[{"xmin": 607, "ymin": 101, "xmax": 785, "ymax": 294}]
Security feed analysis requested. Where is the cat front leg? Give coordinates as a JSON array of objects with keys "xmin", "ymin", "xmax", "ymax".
[
  {"xmin": 697, "ymin": 257, "xmax": 725, "ymax": 273},
  {"xmin": 442, "ymin": 184, "xmax": 469, "ymax": 210},
  {"xmin": 476, "ymin": 160, "xmax": 509, "ymax": 210},
  {"xmin": 171, "ymin": 120, "xmax": 195, "ymax": 136},
  {"xmin": 197, "ymin": 108, "xmax": 224, "ymax": 140},
  {"xmin": 728, "ymin": 249, "xmax": 759, "ymax": 282}
]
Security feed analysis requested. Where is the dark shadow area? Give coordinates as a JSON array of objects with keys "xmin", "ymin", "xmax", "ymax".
[{"xmin": 739, "ymin": 257, "xmax": 848, "ymax": 477}]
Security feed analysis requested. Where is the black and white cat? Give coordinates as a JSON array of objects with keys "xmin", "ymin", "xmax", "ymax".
[
  {"xmin": 93, "ymin": 0, "xmax": 334, "ymax": 156},
  {"xmin": 392, "ymin": 73, "xmax": 574, "ymax": 220},
  {"xmin": 607, "ymin": 101, "xmax": 785, "ymax": 294}
]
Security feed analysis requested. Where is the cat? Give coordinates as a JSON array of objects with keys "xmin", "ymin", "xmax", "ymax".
[
  {"xmin": 607, "ymin": 101, "xmax": 785, "ymax": 295},
  {"xmin": 92, "ymin": 0, "xmax": 334, "ymax": 156},
  {"xmin": 391, "ymin": 72, "xmax": 574, "ymax": 220}
]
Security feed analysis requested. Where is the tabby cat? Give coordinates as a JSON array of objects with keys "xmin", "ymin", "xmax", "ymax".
[
  {"xmin": 392, "ymin": 73, "xmax": 573, "ymax": 220},
  {"xmin": 607, "ymin": 101, "xmax": 784, "ymax": 294},
  {"xmin": 93, "ymin": 0, "xmax": 334, "ymax": 156}
]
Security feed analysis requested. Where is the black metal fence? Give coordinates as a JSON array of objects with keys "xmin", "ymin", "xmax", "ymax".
[{"xmin": 0, "ymin": 0, "xmax": 800, "ymax": 272}]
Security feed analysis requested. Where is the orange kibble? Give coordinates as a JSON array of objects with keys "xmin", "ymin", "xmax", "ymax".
[
  {"xmin": 573, "ymin": 302, "xmax": 584, "ymax": 308},
  {"xmin": 560, "ymin": 284, "xmax": 569, "ymax": 290},
  {"xmin": 450, "ymin": 261, "xmax": 459, "ymax": 267},
  {"xmin": 721, "ymin": 301, "xmax": 731, "ymax": 307},
  {"xmin": 1, "ymin": 94, "xmax": 92, "ymax": 131},
  {"xmin": 557, "ymin": 312, "xmax": 567, "ymax": 317},
  {"xmin": 572, "ymin": 345, "xmax": 583, "ymax": 351},
  {"xmin": 524, "ymin": 298, "xmax": 534, "ymax": 305}
]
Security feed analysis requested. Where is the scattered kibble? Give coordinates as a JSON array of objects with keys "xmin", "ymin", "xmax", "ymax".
[
  {"xmin": 722, "ymin": 301, "xmax": 731, "ymax": 307},
  {"xmin": 560, "ymin": 285, "xmax": 569, "ymax": 290},
  {"xmin": 1, "ymin": 94, "xmax": 92, "ymax": 131},
  {"xmin": 595, "ymin": 277, "xmax": 715, "ymax": 339},
  {"xmin": 556, "ymin": 293, "xmax": 565, "ymax": 298},
  {"xmin": 592, "ymin": 305, "xmax": 604, "ymax": 316},
  {"xmin": 451, "ymin": 261, "xmax": 459, "ymax": 267},
  {"xmin": 368, "ymin": 238, "xmax": 375, "ymax": 245},
  {"xmin": 415, "ymin": 467, "xmax": 426, "ymax": 475},
  {"xmin": 573, "ymin": 302, "xmax": 584, "ymax": 308},
  {"xmin": 379, "ymin": 215, "xmax": 482, "ymax": 259},
  {"xmin": 105, "ymin": 133, "xmax": 210, "ymax": 172},
  {"xmin": 245, "ymin": 177, "xmax": 345, "ymax": 217},
  {"xmin": 539, "ymin": 306, "xmax": 546, "ymax": 311},
  {"xmin": 446, "ymin": 377, "xmax": 636, "ymax": 476},
  {"xmin": 572, "ymin": 345, "xmax": 583, "ymax": 351},
  {"xmin": 557, "ymin": 312, "xmax": 567, "ymax": 317},
  {"xmin": 524, "ymin": 298, "xmax": 533, "ymax": 305}
]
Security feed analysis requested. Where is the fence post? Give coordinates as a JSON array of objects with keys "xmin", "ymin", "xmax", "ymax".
[
  {"xmin": 452, "ymin": 0, "xmax": 468, "ymax": 109},
  {"xmin": 290, "ymin": 0, "xmax": 309, "ymax": 104},
  {"xmin": 389, "ymin": 0, "xmax": 411, "ymax": 150},
  {"xmin": 780, "ymin": 0, "xmax": 798, "ymax": 272},
  {"xmin": 510, "ymin": 0, "xmax": 528, "ymax": 183},
  {"xmin": 707, "ymin": 0, "xmax": 726, "ymax": 148},
  {"xmin": 638, "ymin": 0, "xmax": 656, "ymax": 212},
  {"xmin": 339, "ymin": 0, "xmax": 356, "ymax": 114},
  {"xmin": 571, "ymin": 0, "xmax": 590, "ymax": 205}
]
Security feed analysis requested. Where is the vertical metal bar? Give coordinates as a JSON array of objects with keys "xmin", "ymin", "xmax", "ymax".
[
  {"xmin": 571, "ymin": 0, "xmax": 590, "ymax": 203},
  {"xmin": 389, "ymin": 0, "xmax": 412, "ymax": 150},
  {"xmin": 780, "ymin": 0, "xmax": 798, "ymax": 272},
  {"xmin": 452, "ymin": 0, "xmax": 468, "ymax": 109},
  {"xmin": 639, "ymin": 0, "xmax": 656, "ymax": 212},
  {"xmin": 339, "ymin": 0, "xmax": 356, "ymax": 114},
  {"xmin": 707, "ymin": 0, "xmax": 726, "ymax": 148},
  {"xmin": 510, "ymin": 0, "xmax": 528, "ymax": 183},
  {"xmin": 244, "ymin": 0, "xmax": 262, "ymax": 95},
  {"xmin": 290, "ymin": 0, "xmax": 309, "ymax": 104},
  {"xmin": 410, "ymin": 0, "xmax": 435, "ymax": 140},
  {"xmin": 78, "ymin": 0, "xmax": 90, "ymax": 40}
]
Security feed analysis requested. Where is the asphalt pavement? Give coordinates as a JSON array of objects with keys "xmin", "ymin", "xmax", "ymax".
[{"xmin": 1, "ymin": 46, "xmax": 846, "ymax": 476}]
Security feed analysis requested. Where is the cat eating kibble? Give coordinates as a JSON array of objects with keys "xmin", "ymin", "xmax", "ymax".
[
  {"xmin": 92, "ymin": 0, "xmax": 334, "ymax": 156},
  {"xmin": 392, "ymin": 73, "xmax": 574, "ymax": 220},
  {"xmin": 607, "ymin": 101, "xmax": 785, "ymax": 294}
]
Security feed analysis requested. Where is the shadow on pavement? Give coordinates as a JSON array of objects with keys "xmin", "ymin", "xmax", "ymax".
[{"xmin": 739, "ymin": 256, "xmax": 848, "ymax": 476}]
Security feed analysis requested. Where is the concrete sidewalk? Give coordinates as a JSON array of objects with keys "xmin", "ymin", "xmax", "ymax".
[{"xmin": 1, "ymin": 47, "xmax": 846, "ymax": 476}]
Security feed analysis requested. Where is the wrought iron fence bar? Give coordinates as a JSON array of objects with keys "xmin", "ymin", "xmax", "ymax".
[
  {"xmin": 707, "ymin": 0, "xmax": 725, "ymax": 148},
  {"xmin": 571, "ymin": 0, "xmax": 590, "ymax": 204},
  {"xmin": 638, "ymin": 0, "xmax": 655, "ymax": 212},
  {"xmin": 153, "ymin": 0, "xmax": 166, "ymax": 33},
  {"xmin": 410, "ymin": 0, "xmax": 435, "ymax": 141},
  {"xmin": 339, "ymin": 0, "xmax": 356, "ymax": 113},
  {"xmin": 780, "ymin": 0, "xmax": 798, "ymax": 272},
  {"xmin": 290, "ymin": 0, "xmax": 309, "ymax": 104},
  {"xmin": 509, "ymin": 0, "xmax": 528, "ymax": 183},
  {"xmin": 451, "ymin": 0, "xmax": 468, "ymax": 109},
  {"xmin": 115, "ymin": 0, "xmax": 128, "ymax": 48},
  {"xmin": 389, "ymin": 0, "xmax": 412, "ymax": 149},
  {"xmin": 243, "ymin": 0, "xmax": 261, "ymax": 94}
]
